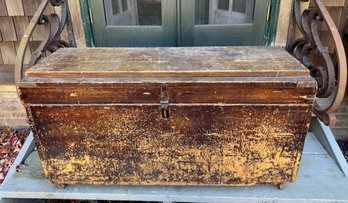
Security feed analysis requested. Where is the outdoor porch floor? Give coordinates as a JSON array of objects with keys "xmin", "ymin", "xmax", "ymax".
[{"xmin": 0, "ymin": 125, "xmax": 348, "ymax": 202}]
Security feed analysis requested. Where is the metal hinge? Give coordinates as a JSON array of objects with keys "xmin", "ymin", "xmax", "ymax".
[{"xmin": 89, "ymin": 8, "xmax": 94, "ymax": 24}]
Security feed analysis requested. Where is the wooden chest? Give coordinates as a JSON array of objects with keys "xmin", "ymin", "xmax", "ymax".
[{"xmin": 18, "ymin": 46, "xmax": 316, "ymax": 186}]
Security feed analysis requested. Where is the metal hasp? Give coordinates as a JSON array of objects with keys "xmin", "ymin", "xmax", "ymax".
[
  {"xmin": 160, "ymin": 84, "xmax": 170, "ymax": 120},
  {"xmin": 15, "ymin": 0, "xmax": 76, "ymax": 84},
  {"xmin": 287, "ymin": 0, "xmax": 347, "ymax": 126}
]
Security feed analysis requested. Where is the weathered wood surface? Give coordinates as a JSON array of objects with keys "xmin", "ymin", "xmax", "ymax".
[
  {"xmin": 27, "ymin": 104, "xmax": 312, "ymax": 186},
  {"xmin": 25, "ymin": 47, "xmax": 310, "ymax": 78},
  {"xmin": 18, "ymin": 46, "xmax": 317, "ymax": 186},
  {"xmin": 18, "ymin": 80, "xmax": 316, "ymax": 104}
]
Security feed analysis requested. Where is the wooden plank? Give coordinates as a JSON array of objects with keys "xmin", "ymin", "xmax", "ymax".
[
  {"xmin": 18, "ymin": 83, "xmax": 316, "ymax": 105},
  {"xmin": 22, "ymin": 0, "xmax": 41, "ymax": 16},
  {"xmin": 0, "ymin": 17, "xmax": 17, "ymax": 41},
  {"xmin": 0, "ymin": 48, "xmax": 3, "ymax": 64},
  {"xmin": 318, "ymin": 31, "xmax": 336, "ymax": 52},
  {"xmin": 339, "ymin": 0, "xmax": 348, "ymax": 35},
  {"xmin": 0, "ymin": 42, "xmax": 17, "ymax": 64},
  {"xmin": 0, "ymin": 0, "xmax": 8, "ymax": 16},
  {"xmin": 30, "ymin": 16, "xmax": 45, "ymax": 41},
  {"xmin": 68, "ymin": 0, "xmax": 87, "ymax": 47},
  {"xmin": 27, "ymin": 104, "xmax": 313, "ymax": 186},
  {"xmin": 318, "ymin": 7, "xmax": 343, "ymax": 32},
  {"xmin": 5, "ymin": 0, "xmax": 24, "ymax": 16},
  {"xmin": 53, "ymin": 8, "xmax": 69, "ymax": 42},
  {"xmin": 310, "ymin": 0, "xmax": 345, "ymax": 7},
  {"xmin": 13, "ymin": 16, "xmax": 30, "ymax": 42},
  {"xmin": 0, "ymin": 64, "xmax": 15, "ymax": 84},
  {"xmin": 52, "ymin": 6, "xmax": 70, "ymax": 43},
  {"xmin": 44, "ymin": 3, "xmax": 55, "ymax": 16},
  {"xmin": 25, "ymin": 47, "xmax": 311, "ymax": 78},
  {"xmin": 287, "ymin": 1, "xmax": 310, "ymax": 46},
  {"xmin": 275, "ymin": 0, "xmax": 293, "ymax": 46}
]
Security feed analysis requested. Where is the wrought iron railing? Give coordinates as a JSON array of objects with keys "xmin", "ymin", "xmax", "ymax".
[
  {"xmin": 15, "ymin": 0, "xmax": 76, "ymax": 84},
  {"xmin": 287, "ymin": 0, "xmax": 347, "ymax": 126}
]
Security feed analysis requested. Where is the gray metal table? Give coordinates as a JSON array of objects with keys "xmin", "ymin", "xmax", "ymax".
[{"xmin": 1, "ymin": 118, "xmax": 348, "ymax": 203}]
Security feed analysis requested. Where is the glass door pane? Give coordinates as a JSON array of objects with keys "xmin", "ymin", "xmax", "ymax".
[
  {"xmin": 105, "ymin": 0, "xmax": 163, "ymax": 26},
  {"xmin": 90, "ymin": 0, "xmax": 177, "ymax": 47},
  {"xmin": 181, "ymin": 0, "xmax": 270, "ymax": 46},
  {"xmin": 196, "ymin": 0, "xmax": 255, "ymax": 25}
]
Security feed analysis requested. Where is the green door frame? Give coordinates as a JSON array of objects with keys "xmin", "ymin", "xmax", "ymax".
[
  {"xmin": 265, "ymin": 0, "xmax": 281, "ymax": 45},
  {"xmin": 80, "ymin": 0, "xmax": 94, "ymax": 47},
  {"xmin": 79, "ymin": 0, "xmax": 281, "ymax": 47}
]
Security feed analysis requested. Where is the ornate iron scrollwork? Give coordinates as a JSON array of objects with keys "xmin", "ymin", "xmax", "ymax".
[
  {"xmin": 287, "ymin": 0, "xmax": 347, "ymax": 126},
  {"xmin": 15, "ymin": 0, "xmax": 76, "ymax": 83}
]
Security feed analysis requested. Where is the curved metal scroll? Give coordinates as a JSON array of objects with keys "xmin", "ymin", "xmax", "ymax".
[
  {"xmin": 287, "ymin": 0, "xmax": 347, "ymax": 126},
  {"xmin": 15, "ymin": 0, "xmax": 76, "ymax": 84}
]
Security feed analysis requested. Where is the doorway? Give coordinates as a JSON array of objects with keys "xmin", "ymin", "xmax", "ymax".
[{"xmin": 89, "ymin": 0, "xmax": 270, "ymax": 47}]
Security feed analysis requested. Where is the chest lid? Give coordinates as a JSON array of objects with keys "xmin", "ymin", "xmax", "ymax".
[
  {"xmin": 19, "ymin": 46, "xmax": 317, "ymax": 105},
  {"xmin": 25, "ymin": 46, "xmax": 310, "ymax": 78}
]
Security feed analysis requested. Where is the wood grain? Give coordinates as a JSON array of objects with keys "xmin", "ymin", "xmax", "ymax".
[
  {"xmin": 53, "ymin": 6, "xmax": 70, "ymax": 43},
  {"xmin": 44, "ymin": 3, "xmax": 55, "ymax": 16},
  {"xmin": 68, "ymin": 0, "xmax": 87, "ymax": 47},
  {"xmin": 0, "ymin": 0, "xmax": 8, "ymax": 16},
  {"xmin": 0, "ymin": 42, "xmax": 16, "ymax": 64},
  {"xmin": 28, "ymin": 104, "xmax": 313, "ymax": 186},
  {"xmin": 18, "ymin": 46, "xmax": 317, "ymax": 186},
  {"xmin": 0, "ymin": 64, "xmax": 15, "ymax": 84},
  {"xmin": 339, "ymin": 0, "xmax": 348, "ymax": 35},
  {"xmin": 275, "ymin": 0, "xmax": 292, "ymax": 46},
  {"xmin": 25, "ymin": 47, "xmax": 310, "ymax": 78},
  {"xmin": 5, "ymin": 0, "xmax": 24, "ymax": 16},
  {"xmin": 22, "ymin": 0, "xmax": 41, "ymax": 16},
  {"xmin": 18, "ymin": 81, "xmax": 316, "ymax": 105},
  {"xmin": 0, "ymin": 17, "xmax": 17, "ymax": 41},
  {"xmin": 0, "ymin": 48, "xmax": 3, "ymax": 64},
  {"xmin": 310, "ymin": 0, "xmax": 345, "ymax": 7},
  {"xmin": 30, "ymin": 18, "xmax": 45, "ymax": 41},
  {"xmin": 317, "ymin": 7, "xmax": 343, "ymax": 32},
  {"xmin": 13, "ymin": 16, "xmax": 29, "ymax": 41}
]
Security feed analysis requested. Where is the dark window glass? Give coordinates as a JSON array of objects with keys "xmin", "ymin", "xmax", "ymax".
[
  {"xmin": 195, "ymin": 0, "xmax": 210, "ymax": 24},
  {"xmin": 105, "ymin": 0, "xmax": 162, "ymax": 26},
  {"xmin": 137, "ymin": 0, "xmax": 162, "ymax": 25},
  {"xmin": 218, "ymin": 0, "xmax": 229, "ymax": 10},
  {"xmin": 122, "ymin": 0, "xmax": 128, "ymax": 11},
  {"xmin": 196, "ymin": 0, "xmax": 255, "ymax": 25},
  {"xmin": 111, "ymin": 0, "xmax": 120, "ymax": 15},
  {"xmin": 232, "ymin": 0, "xmax": 247, "ymax": 13}
]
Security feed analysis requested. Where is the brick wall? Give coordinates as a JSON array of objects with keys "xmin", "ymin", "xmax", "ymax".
[{"xmin": 0, "ymin": 86, "xmax": 29, "ymax": 129}]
